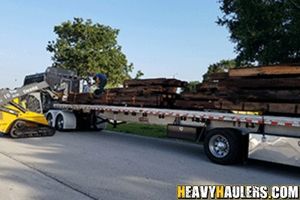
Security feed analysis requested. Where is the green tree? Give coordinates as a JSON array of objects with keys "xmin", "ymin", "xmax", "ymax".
[
  {"xmin": 183, "ymin": 81, "xmax": 200, "ymax": 93},
  {"xmin": 134, "ymin": 70, "xmax": 144, "ymax": 79},
  {"xmin": 47, "ymin": 18, "xmax": 137, "ymax": 87},
  {"xmin": 218, "ymin": 0, "xmax": 300, "ymax": 66},
  {"xmin": 202, "ymin": 59, "xmax": 236, "ymax": 81}
]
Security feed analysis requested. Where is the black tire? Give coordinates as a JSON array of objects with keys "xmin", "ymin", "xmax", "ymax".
[
  {"xmin": 204, "ymin": 129, "xmax": 243, "ymax": 165},
  {"xmin": 46, "ymin": 113, "xmax": 53, "ymax": 127},
  {"xmin": 55, "ymin": 114, "xmax": 64, "ymax": 131}
]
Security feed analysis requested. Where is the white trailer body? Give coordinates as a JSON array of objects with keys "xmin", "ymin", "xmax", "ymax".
[{"xmin": 47, "ymin": 104, "xmax": 300, "ymax": 167}]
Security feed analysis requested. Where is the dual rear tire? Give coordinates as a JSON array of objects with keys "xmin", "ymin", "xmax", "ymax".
[
  {"xmin": 55, "ymin": 114, "xmax": 65, "ymax": 131},
  {"xmin": 204, "ymin": 129, "xmax": 247, "ymax": 165},
  {"xmin": 46, "ymin": 113, "xmax": 64, "ymax": 131},
  {"xmin": 47, "ymin": 112, "xmax": 105, "ymax": 131}
]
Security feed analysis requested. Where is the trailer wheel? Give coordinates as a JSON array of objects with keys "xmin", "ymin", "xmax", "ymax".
[
  {"xmin": 204, "ymin": 129, "xmax": 243, "ymax": 165},
  {"xmin": 46, "ymin": 113, "xmax": 53, "ymax": 127},
  {"xmin": 55, "ymin": 114, "xmax": 64, "ymax": 131}
]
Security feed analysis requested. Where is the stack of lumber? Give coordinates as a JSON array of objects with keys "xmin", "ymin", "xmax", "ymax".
[
  {"xmin": 67, "ymin": 78, "xmax": 187, "ymax": 108},
  {"xmin": 174, "ymin": 72, "xmax": 228, "ymax": 110},
  {"xmin": 66, "ymin": 65, "xmax": 300, "ymax": 115},
  {"xmin": 175, "ymin": 65, "xmax": 300, "ymax": 115},
  {"xmin": 106, "ymin": 78, "xmax": 187, "ymax": 107}
]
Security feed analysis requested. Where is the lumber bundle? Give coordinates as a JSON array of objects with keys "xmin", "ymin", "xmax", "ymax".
[
  {"xmin": 66, "ymin": 65, "xmax": 300, "ymax": 115},
  {"xmin": 175, "ymin": 65, "xmax": 300, "ymax": 115},
  {"xmin": 229, "ymin": 65, "xmax": 300, "ymax": 77},
  {"xmin": 67, "ymin": 78, "xmax": 187, "ymax": 108},
  {"xmin": 124, "ymin": 78, "xmax": 187, "ymax": 87},
  {"xmin": 102, "ymin": 78, "xmax": 186, "ymax": 107}
]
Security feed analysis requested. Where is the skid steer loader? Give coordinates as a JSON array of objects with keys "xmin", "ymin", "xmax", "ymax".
[{"xmin": 0, "ymin": 81, "xmax": 55, "ymax": 138}]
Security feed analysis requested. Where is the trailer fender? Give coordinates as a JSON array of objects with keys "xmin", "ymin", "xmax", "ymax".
[{"xmin": 46, "ymin": 110, "xmax": 76, "ymax": 130}]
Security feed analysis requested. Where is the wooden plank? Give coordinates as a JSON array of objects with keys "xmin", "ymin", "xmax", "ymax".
[
  {"xmin": 206, "ymin": 72, "xmax": 229, "ymax": 80},
  {"xmin": 223, "ymin": 77, "xmax": 300, "ymax": 89},
  {"xmin": 90, "ymin": 95, "xmax": 163, "ymax": 106},
  {"xmin": 174, "ymin": 99, "xmax": 216, "ymax": 110},
  {"xmin": 109, "ymin": 96, "xmax": 162, "ymax": 107},
  {"xmin": 216, "ymin": 100, "xmax": 300, "ymax": 115},
  {"xmin": 216, "ymin": 101, "xmax": 269, "ymax": 112},
  {"xmin": 215, "ymin": 101, "xmax": 244, "ymax": 111},
  {"xmin": 67, "ymin": 93, "xmax": 92, "ymax": 104},
  {"xmin": 106, "ymin": 86, "xmax": 178, "ymax": 95},
  {"xmin": 243, "ymin": 102, "xmax": 269, "ymax": 111},
  {"xmin": 225, "ymin": 89, "xmax": 300, "ymax": 103},
  {"xmin": 229, "ymin": 65, "xmax": 300, "ymax": 77},
  {"xmin": 181, "ymin": 92, "xmax": 219, "ymax": 101},
  {"xmin": 124, "ymin": 78, "xmax": 187, "ymax": 87},
  {"xmin": 200, "ymin": 77, "xmax": 300, "ymax": 91},
  {"xmin": 268, "ymin": 103, "xmax": 298, "ymax": 114}
]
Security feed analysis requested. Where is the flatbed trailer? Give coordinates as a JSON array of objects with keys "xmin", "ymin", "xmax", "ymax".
[{"xmin": 46, "ymin": 103, "xmax": 300, "ymax": 167}]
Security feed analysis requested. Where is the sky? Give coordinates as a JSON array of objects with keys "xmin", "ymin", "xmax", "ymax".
[{"xmin": 0, "ymin": 0, "xmax": 235, "ymax": 88}]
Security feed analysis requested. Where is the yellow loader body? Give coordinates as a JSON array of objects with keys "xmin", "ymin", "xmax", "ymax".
[
  {"xmin": 0, "ymin": 109, "xmax": 47, "ymax": 133},
  {"xmin": 0, "ymin": 100, "xmax": 55, "ymax": 138},
  {"xmin": 0, "ymin": 82, "xmax": 55, "ymax": 138}
]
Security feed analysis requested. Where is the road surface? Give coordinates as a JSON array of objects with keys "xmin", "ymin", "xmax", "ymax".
[{"xmin": 0, "ymin": 131, "xmax": 299, "ymax": 200}]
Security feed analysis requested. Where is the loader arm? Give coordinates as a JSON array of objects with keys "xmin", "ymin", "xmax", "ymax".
[{"xmin": 0, "ymin": 81, "xmax": 49, "ymax": 107}]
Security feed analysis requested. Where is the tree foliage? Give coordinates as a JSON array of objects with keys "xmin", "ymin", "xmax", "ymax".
[
  {"xmin": 218, "ymin": 0, "xmax": 300, "ymax": 66},
  {"xmin": 202, "ymin": 59, "xmax": 236, "ymax": 81},
  {"xmin": 183, "ymin": 81, "xmax": 200, "ymax": 93},
  {"xmin": 134, "ymin": 70, "xmax": 144, "ymax": 79},
  {"xmin": 47, "ymin": 18, "xmax": 138, "ymax": 87}
]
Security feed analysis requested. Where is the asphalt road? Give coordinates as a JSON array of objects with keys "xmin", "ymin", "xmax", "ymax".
[{"xmin": 0, "ymin": 130, "xmax": 299, "ymax": 200}]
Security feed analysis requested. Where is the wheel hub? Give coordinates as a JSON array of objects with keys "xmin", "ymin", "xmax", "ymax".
[{"xmin": 209, "ymin": 135, "xmax": 230, "ymax": 158}]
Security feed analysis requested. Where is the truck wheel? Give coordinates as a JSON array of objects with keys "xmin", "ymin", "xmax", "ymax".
[
  {"xmin": 55, "ymin": 114, "xmax": 64, "ymax": 131},
  {"xmin": 204, "ymin": 129, "xmax": 243, "ymax": 165},
  {"xmin": 46, "ymin": 113, "xmax": 53, "ymax": 127}
]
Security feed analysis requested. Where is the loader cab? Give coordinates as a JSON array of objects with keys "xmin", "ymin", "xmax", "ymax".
[
  {"xmin": 23, "ymin": 67, "xmax": 81, "ymax": 113},
  {"xmin": 23, "ymin": 67, "xmax": 80, "ymax": 93},
  {"xmin": 23, "ymin": 73, "xmax": 45, "ymax": 86}
]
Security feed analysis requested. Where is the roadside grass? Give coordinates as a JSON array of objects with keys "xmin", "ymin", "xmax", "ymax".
[{"xmin": 106, "ymin": 122, "xmax": 167, "ymax": 138}]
